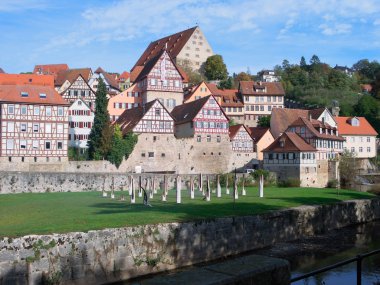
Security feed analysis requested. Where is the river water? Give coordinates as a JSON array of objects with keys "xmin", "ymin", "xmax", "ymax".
[{"xmin": 255, "ymin": 220, "xmax": 380, "ymax": 285}]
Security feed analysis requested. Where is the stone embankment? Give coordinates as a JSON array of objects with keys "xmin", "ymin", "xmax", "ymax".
[{"xmin": 0, "ymin": 199, "xmax": 379, "ymax": 285}]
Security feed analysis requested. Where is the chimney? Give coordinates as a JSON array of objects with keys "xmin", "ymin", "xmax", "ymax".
[{"xmin": 331, "ymin": 106, "xmax": 340, "ymax": 116}]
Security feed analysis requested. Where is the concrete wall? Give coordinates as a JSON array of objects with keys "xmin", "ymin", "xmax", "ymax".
[{"xmin": 0, "ymin": 199, "xmax": 379, "ymax": 285}]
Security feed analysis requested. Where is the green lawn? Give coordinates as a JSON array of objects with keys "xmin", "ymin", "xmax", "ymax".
[{"xmin": 0, "ymin": 187, "xmax": 375, "ymax": 238}]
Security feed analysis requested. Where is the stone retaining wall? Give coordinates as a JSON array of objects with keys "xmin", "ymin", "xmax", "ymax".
[{"xmin": 0, "ymin": 199, "xmax": 379, "ymax": 285}]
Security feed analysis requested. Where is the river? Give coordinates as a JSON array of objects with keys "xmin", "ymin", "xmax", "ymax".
[{"xmin": 255, "ymin": 220, "xmax": 380, "ymax": 285}]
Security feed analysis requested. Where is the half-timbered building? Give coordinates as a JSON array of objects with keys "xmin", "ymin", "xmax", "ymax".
[
  {"xmin": 55, "ymin": 68, "xmax": 93, "ymax": 93},
  {"xmin": 229, "ymin": 124, "xmax": 257, "ymax": 171},
  {"xmin": 0, "ymin": 83, "xmax": 69, "ymax": 163},
  {"xmin": 134, "ymin": 49, "xmax": 185, "ymax": 111},
  {"xmin": 89, "ymin": 67, "xmax": 121, "ymax": 97},
  {"xmin": 68, "ymin": 99, "xmax": 94, "ymax": 149},
  {"xmin": 60, "ymin": 74, "xmax": 96, "ymax": 109}
]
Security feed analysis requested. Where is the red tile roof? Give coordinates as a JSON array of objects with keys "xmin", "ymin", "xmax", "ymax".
[
  {"xmin": 361, "ymin": 84, "xmax": 373, "ymax": 92},
  {"xmin": 0, "ymin": 74, "xmax": 54, "ymax": 87},
  {"xmin": 94, "ymin": 67, "xmax": 120, "ymax": 91},
  {"xmin": 33, "ymin": 64, "xmax": 69, "ymax": 79},
  {"xmin": 131, "ymin": 26, "xmax": 197, "ymax": 72},
  {"xmin": 263, "ymin": 132, "xmax": 317, "ymax": 153},
  {"xmin": 249, "ymin": 127, "xmax": 270, "ymax": 142},
  {"xmin": 335, "ymin": 116, "xmax": 378, "ymax": 136},
  {"xmin": 119, "ymin": 71, "xmax": 130, "ymax": 81},
  {"xmin": 55, "ymin": 68, "xmax": 92, "ymax": 86},
  {"xmin": 229, "ymin": 124, "xmax": 251, "ymax": 139},
  {"xmin": 130, "ymin": 66, "xmax": 144, "ymax": 82},
  {"xmin": 0, "ymin": 84, "xmax": 69, "ymax": 105},
  {"xmin": 239, "ymin": 81, "xmax": 285, "ymax": 96}
]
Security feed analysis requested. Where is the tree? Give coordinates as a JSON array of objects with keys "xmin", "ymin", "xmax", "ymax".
[
  {"xmin": 339, "ymin": 150, "xmax": 357, "ymax": 188},
  {"xmin": 107, "ymin": 125, "xmax": 124, "ymax": 168},
  {"xmin": 257, "ymin": 116, "xmax": 271, "ymax": 127},
  {"xmin": 218, "ymin": 77, "xmax": 233, "ymax": 89},
  {"xmin": 88, "ymin": 78, "xmax": 112, "ymax": 160},
  {"xmin": 300, "ymin": 56, "xmax": 307, "ymax": 68},
  {"xmin": 204, "ymin": 54, "xmax": 228, "ymax": 81},
  {"xmin": 177, "ymin": 59, "xmax": 206, "ymax": 85},
  {"xmin": 310, "ymin": 54, "xmax": 321, "ymax": 65}
]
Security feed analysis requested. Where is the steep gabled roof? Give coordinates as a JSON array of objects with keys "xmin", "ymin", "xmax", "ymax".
[
  {"xmin": 60, "ymin": 74, "xmax": 95, "ymax": 96},
  {"xmin": 263, "ymin": 132, "xmax": 317, "ymax": 153},
  {"xmin": 171, "ymin": 96, "xmax": 211, "ymax": 125},
  {"xmin": 55, "ymin": 68, "xmax": 92, "ymax": 86},
  {"xmin": 94, "ymin": 67, "xmax": 120, "ymax": 91},
  {"xmin": 119, "ymin": 71, "xmax": 130, "ymax": 81},
  {"xmin": 116, "ymin": 100, "xmax": 171, "ymax": 134},
  {"xmin": 133, "ymin": 49, "xmax": 185, "ymax": 83},
  {"xmin": 130, "ymin": 66, "xmax": 144, "ymax": 82},
  {"xmin": 229, "ymin": 124, "xmax": 251, "ymax": 139},
  {"xmin": 335, "ymin": 116, "xmax": 378, "ymax": 136},
  {"xmin": 68, "ymin": 98, "xmax": 93, "ymax": 112},
  {"xmin": 132, "ymin": 26, "xmax": 197, "ymax": 71},
  {"xmin": 0, "ymin": 84, "xmax": 69, "ymax": 105},
  {"xmin": 0, "ymin": 68, "xmax": 5, "ymax": 73},
  {"xmin": 239, "ymin": 81, "xmax": 285, "ymax": 95},
  {"xmin": 289, "ymin": 117, "xmax": 344, "ymax": 141},
  {"xmin": 249, "ymin": 127, "xmax": 270, "ymax": 142}
]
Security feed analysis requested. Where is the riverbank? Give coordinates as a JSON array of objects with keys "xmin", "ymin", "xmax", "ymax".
[{"xmin": 0, "ymin": 198, "xmax": 379, "ymax": 285}]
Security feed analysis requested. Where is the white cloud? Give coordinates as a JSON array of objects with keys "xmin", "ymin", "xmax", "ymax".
[
  {"xmin": 319, "ymin": 23, "xmax": 352, "ymax": 35},
  {"xmin": 0, "ymin": 0, "xmax": 47, "ymax": 12}
]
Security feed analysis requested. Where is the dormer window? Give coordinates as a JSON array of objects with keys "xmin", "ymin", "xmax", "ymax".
[
  {"xmin": 39, "ymin": 93, "xmax": 46, "ymax": 98},
  {"xmin": 21, "ymin": 92, "xmax": 29, "ymax": 97},
  {"xmin": 351, "ymin": 117, "xmax": 360, "ymax": 126}
]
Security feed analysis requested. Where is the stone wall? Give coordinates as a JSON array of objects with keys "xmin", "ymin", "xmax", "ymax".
[{"xmin": 0, "ymin": 199, "xmax": 379, "ymax": 285}]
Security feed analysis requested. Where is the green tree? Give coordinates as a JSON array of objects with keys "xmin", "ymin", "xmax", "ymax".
[
  {"xmin": 257, "ymin": 116, "xmax": 271, "ymax": 127},
  {"xmin": 204, "ymin": 54, "xmax": 228, "ymax": 81},
  {"xmin": 310, "ymin": 54, "xmax": 321, "ymax": 65},
  {"xmin": 339, "ymin": 150, "xmax": 357, "ymax": 188},
  {"xmin": 218, "ymin": 76, "xmax": 233, "ymax": 89},
  {"xmin": 88, "ymin": 78, "xmax": 111, "ymax": 160},
  {"xmin": 300, "ymin": 56, "xmax": 307, "ymax": 69},
  {"xmin": 177, "ymin": 59, "xmax": 206, "ymax": 85}
]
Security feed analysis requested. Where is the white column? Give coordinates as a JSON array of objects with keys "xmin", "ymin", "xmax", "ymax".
[
  {"xmin": 176, "ymin": 175, "xmax": 181, "ymax": 204},
  {"xmin": 149, "ymin": 177, "xmax": 153, "ymax": 199},
  {"xmin": 131, "ymin": 177, "xmax": 135, "ymax": 204},
  {"xmin": 138, "ymin": 176, "xmax": 142, "ymax": 197},
  {"xmin": 102, "ymin": 177, "xmax": 107, "ymax": 197},
  {"xmin": 153, "ymin": 177, "xmax": 157, "ymax": 194},
  {"xmin": 206, "ymin": 176, "xmax": 211, "ymax": 201},
  {"xmin": 111, "ymin": 176, "xmax": 115, "ymax": 199},
  {"xmin": 259, "ymin": 175, "xmax": 264, "ymax": 198},
  {"xmin": 217, "ymin": 175, "xmax": 221, "ymax": 198},
  {"xmin": 190, "ymin": 176, "xmax": 195, "ymax": 199},
  {"xmin": 199, "ymin": 173, "xmax": 203, "ymax": 193},
  {"xmin": 162, "ymin": 175, "xmax": 167, "ymax": 202},
  {"xmin": 226, "ymin": 174, "xmax": 230, "ymax": 195},
  {"xmin": 242, "ymin": 174, "xmax": 246, "ymax": 196},
  {"xmin": 234, "ymin": 175, "xmax": 239, "ymax": 200}
]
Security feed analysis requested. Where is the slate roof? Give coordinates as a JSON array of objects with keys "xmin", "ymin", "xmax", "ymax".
[
  {"xmin": 132, "ymin": 26, "xmax": 197, "ymax": 71},
  {"xmin": 0, "ymin": 84, "xmax": 69, "ymax": 105},
  {"xmin": 239, "ymin": 81, "xmax": 285, "ymax": 95},
  {"xmin": 335, "ymin": 116, "xmax": 378, "ymax": 136},
  {"xmin": 263, "ymin": 132, "xmax": 317, "ymax": 153}
]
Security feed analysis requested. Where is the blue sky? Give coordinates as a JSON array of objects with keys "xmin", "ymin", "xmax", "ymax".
[{"xmin": 1, "ymin": 0, "xmax": 379, "ymax": 75}]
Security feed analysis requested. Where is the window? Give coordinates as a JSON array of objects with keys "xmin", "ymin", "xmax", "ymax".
[
  {"xmin": 148, "ymin": 152, "xmax": 154, "ymax": 157},
  {"xmin": 8, "ymin": 105, "xmax": 14, "ymax": 114},
  {"xmin": 197, "ymin": 135, "xmax": 201, "ymax": 142},
  {"xmin": 359, "ymin": 147, "xmax": 363, "ymax": 152},
  {"xmin": 155, "ymin": 108, "xmax": 161, "ymax": 116},
  {"xmin": 57, "ymin": 124, "xmax": 63, "ymax": 133},
  {"xmin": 21, "ymin": 106, "xmax": 27, "ymax": 115},
  {"xmin": 351, "ymin": 147, "xmax": 355, "ymax": 152},
  {"xmin": 278, "ymin": 96, "xmax": 283, "ymax": 102},
  {"xmin": 268, "ymin": 106, "xmax": 272, "ymax": 111},
  {"xmin": 33, "ymin": 106, "xmax": 40, "ymax": 115},
  {"xmin": 45, "ymin": 141, "xmax": 51, "ymax": 150},
  {"xmin": 6, "ymin": 139, "xmax": 14, "ymax": 150},
  {"xmin": 21, "ymin": 123, "xmax": 27, "ymax": 132},
  {"xmin": 32, "ymin": 141, "xmax": 38, "ymax": 149},
  {"xmin": 217, "ymin": 135, "xmax": 221, "ymax": 143},
  {"xmin": 207, "ymin": 135, "xmax": 211, "ymax": 142},
  {"xmin": 39, "ymin": 93, "xmax": 46, "ymax": 99},
  {"xmin": 45, "ymin": 107, "xmax": 52, "ymax": 116},
  {"xmin": 141, "ymin": 153, "xmax": 146, "ymax": 157},
  {"xmin": 367, "ymin": 137, "xmax": 371, "ymax": 142},
  {"xmin": 58, "ymin": 107, "xmax": 64, "ymax": 116},
  {"xmin": 260, "ymin": 106, "xmax": 264, "ymax": 111},
  {"xmin": 146, "ymin": 121, "xmax": 152, "ymax": 129},
  {"xmin": 7, "ymin": 122, "xmax": 14, "ymax": 132},
  {"xmin": 174, "ymin": 81, "xmax": 180, "ymax": 88},
  {"xmin": 33, "ymin": 124, "xmax": 39, "ymax": 133},
  {"xmin": 45, "ymin": 123, "xmax": 51, "ymax": 133},
  {"xmin": 367, "ymin": 147, "xmax": 371, "ymax": 152},
  {"xmin": 255, "ymin": 106, "xmax": 259, "ymax": 111},
  {"xmin": 57, "ymin": 141, "xmax": 63, "ymax": 150},
  {"xmin": 151, "ymin": 79, "xmax": 156, "ymax": 86},
  {"xmin": 20, "ymin": 140, "xmax": 27, "ymax": 149}
]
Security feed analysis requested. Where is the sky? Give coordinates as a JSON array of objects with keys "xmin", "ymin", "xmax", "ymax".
[{"xmin": 1, "ymin": 0, "xmax": 380, "ymax": 75}]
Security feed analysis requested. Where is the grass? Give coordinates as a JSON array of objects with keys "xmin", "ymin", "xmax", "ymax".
[{"xmin": 0, "ymin": 187, "xmax": 375, "ymax": 238}]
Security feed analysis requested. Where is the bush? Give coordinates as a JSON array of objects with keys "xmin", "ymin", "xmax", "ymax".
[
  {"xmin": 278, "ymin": 178, "xmax": 301, "ymax": 188},
  {"xmin": 327, "ymin": 179, "xmax": 338, "ymax": 189}
]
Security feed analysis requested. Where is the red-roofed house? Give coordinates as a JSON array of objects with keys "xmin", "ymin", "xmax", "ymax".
[
  {"xmin": 59, "ymin": 74, "xmax": 96, "ymax": 109},
  {"xmin": 0, "ymin": 73, "xmax": 54, "ymax": 87},
  {"xmin": 33, "ymin": 64, "xmax": 69, "ymax": 79},
  {"xmin": 335, "ymin": 116, "xmax": 378, "ymax": 158},
  {"xmin": 89, "ymin": 67, "xmax": 121, "ymax": 97},
  {"xmin": 229, "ymin": 124, "xmax": 257, "ymax": 170},
  {"xmin": 249, "ymin": 127, "xmax": 274, "ymax": 160},
  {"xmin": 263, "ymin": 132, "xmax": 318, "ymax": 187},
  {"xmin": 239, "ymin": 81, "xmax": 285, "ymax": 126},
  {"xmin": 118, "ymin": 71, "xmax": 131, "ymax": 91},
  {"xmin": 0, "ymin": 83, "xmax": 69, "ymax": 163},
  {"xmin": 68, "ymin": 99, "xmax": 94, "ymax": 149}
]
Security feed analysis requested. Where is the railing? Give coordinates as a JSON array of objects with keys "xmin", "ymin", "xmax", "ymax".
[{"xmin": 290, "ymin": 249, "xmax": 380, "ymax": 285}]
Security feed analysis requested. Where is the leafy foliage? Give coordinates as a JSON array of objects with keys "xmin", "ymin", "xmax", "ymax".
[
  {"xmin": 339, "ymin": 150, "xmax": 358, "ymax": 189},
  {"xmin": 177, "ymin": 59, "xmax": 206, "ymax": 85},
  {"xmin": 257, "ymin": 116, "xmax": 270, "ymax": 127},
  {"xmin": 218, "ymin": 77, "xmax": 233, "ymax": 89},
  {"xmin": 88, "ymin": 78, "xmax": 111, "ymax": 160},
  {"xmin": 204, "ymin": 54, "xmax": 228, "ymax": 81}
]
